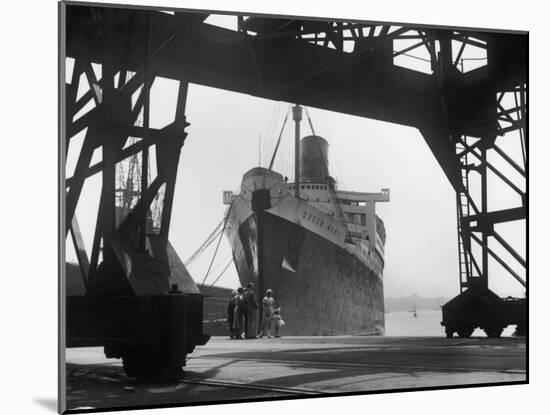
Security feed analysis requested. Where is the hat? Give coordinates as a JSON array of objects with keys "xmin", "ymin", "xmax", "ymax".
[
  {"xmin": 266, "ymin": 289, "xmax": 273, "ymax": 295},
  {"xmin": 247, "ymin": 282, "xmax": 254, "ymax": 289}
]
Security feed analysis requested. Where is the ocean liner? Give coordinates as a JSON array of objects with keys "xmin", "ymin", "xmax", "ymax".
[{"xmin": 223, "ymin": 105, "xmax": 389, "ymax": 335}]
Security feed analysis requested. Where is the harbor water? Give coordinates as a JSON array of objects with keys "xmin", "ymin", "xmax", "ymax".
[{"xmin": 384, "ymin": 309, "xmax": 517, "ymax": 337}]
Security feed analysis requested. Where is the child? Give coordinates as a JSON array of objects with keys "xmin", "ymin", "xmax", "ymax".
[{"xmin": 272, "ymin": 308, "xmax": 285, "ymax": 338}]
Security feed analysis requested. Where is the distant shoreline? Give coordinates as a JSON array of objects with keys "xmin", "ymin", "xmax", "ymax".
[{"xmin": 384, "ymin": 296, "xmax": 450, "ymax": 312}]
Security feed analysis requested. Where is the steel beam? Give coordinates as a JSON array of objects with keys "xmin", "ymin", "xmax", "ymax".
[
  {"xmin": 69, "ymin": 216, "xmax": 90, "ymax": 287},
  {"xmin": 66, "ymin": 9, "xmax": 526, "ymax": 191},
  {"xmin": 466, "ymin": 206, "xmax": 526, "ymax": 225}
]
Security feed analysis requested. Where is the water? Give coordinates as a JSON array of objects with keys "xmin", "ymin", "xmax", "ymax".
[{"xmin": 384, "ymin": 309, "xmax": 517, "ymax": 337}]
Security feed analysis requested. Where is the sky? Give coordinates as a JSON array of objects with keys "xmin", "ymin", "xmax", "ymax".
[{"xmin": 65, "ymin": 15, "xmax": 526, "ymax": 299}]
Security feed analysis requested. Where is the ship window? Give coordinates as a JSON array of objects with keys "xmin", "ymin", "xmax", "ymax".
[{"xmin": 307, "ymin": 185, "xmax": 311, "ymax": 189}]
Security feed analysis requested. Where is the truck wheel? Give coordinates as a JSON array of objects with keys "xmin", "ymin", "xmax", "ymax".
[
  {"xmin": 484, "ymin": 327, "xmax": 503, "ymax": 338},
  {"xmin": 457, "ymin": 327, "xmax": 474, "ymax": 338},
  {"xmin": 513, "ymin": 324, "xmax": 526, "ymax": 336},
  {"xmin": 122, "ymin": 356, "xmax": 137, "ymax": 378},
  {"xmin": 445, "ymin": 327, "xmax": 454, "ymax": 338},
  {"xmin": 123, "ymin": 353, "xmax": 184, "ymax": 381}
]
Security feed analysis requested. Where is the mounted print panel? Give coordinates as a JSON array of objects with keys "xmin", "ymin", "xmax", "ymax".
[{"xmin": 59, "ymin": 1, "xmax": 527, "ymax": 413}]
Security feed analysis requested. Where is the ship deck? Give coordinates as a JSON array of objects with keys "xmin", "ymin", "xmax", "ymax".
[{"xmin": 65, "ymin": 336, "xmax": 526, "ymax": 411}]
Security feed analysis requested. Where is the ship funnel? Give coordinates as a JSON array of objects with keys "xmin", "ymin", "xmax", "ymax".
[{"xmin": 300, "ymin": 135, "xmax": 329, "ymax": 182}]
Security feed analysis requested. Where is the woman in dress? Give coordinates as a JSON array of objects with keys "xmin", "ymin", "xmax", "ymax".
[{"xmin": 261, "ymin": 289, "xmax": 275, "ymax": 338}]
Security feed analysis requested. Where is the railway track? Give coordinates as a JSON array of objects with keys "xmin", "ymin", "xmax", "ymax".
[
  {"xmin": 182, "ymin": 377, "xmax": 323, "ymax": 396},
  {"xmin": 189, "ymin": 355, "xmax": 526, "ymax": 374}
]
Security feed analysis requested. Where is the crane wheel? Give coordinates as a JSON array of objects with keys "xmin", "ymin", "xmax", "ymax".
[
  {"xmin": 484, "ymin": 327, "xmax": 503, "ymax": 338},
  {"xmin": 123, "ymin": 352, "xmax": 184, "ymax": 381},
  {"xmin": 456, "ymin": 327, "xmax": 474, "ymax": 338}
]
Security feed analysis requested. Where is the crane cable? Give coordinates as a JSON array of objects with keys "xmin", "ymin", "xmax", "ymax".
[
  {"xmin": 304, "ymin": 107, "xmax": 316, "ymax": 136},
  {"xmin": 183, "ymin": 217, "xmax": 224, "ymax": 267},
  {"xmin": 209, "ymin": 257, "xmax": 234, "ymax": 287},
  {"xmin": 183, "ymin": 227, "xmax": 224, "ymax": 267},
  {"xmin": 201, "ymin": 215, "xmax": 229, "ymax": 285},
  {"xmin": 268, "ymin": 106, "xmax": 291, "ymax": 170}
]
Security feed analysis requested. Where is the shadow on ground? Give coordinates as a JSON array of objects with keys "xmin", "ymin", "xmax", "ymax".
[
  {"xmin": 34, "ymin": 398, "xmax": 57, "ymax": 413},
  {"xmin": 65, "ymin": 337, "xmax": 526, "ymax": 411}
]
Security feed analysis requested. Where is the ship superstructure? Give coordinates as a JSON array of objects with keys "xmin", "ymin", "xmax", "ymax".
[{"xmin": 223, "ymin": 105, "xmax": 389, "ymax": 335}]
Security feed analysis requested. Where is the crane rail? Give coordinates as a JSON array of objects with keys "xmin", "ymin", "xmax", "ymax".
[{"xmin": 181, "ymin": 377, "xmax": 322, "ymax": 396}]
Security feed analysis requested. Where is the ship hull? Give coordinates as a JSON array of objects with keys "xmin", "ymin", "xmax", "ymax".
[{"xmin": 228, "ymin": 210, "xmax": 384, "ymax": 336}]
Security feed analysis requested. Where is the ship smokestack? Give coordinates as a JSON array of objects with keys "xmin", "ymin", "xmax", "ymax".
[
  {"xmin": 300, "ymin": 135, "xmax": 329, "ymax": 182},
  {"xmin": 292, "ymin": 104, "xmax": 302, "ymax": 198}
]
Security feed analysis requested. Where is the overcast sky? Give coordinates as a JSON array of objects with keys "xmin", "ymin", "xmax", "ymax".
[{"xmin": 66, "ymin": 15, "xmax": 526, "ymax": 299}]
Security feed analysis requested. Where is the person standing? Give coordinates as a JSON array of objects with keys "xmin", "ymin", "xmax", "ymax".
[
  {"xmin": 273, "ymin": 308, "xmax": 285, "ymax": 338},
  {"xmin": 243, "ymin": 282, "xmax": 259, "ymax": 339},
  {"xmin": 227, "ymin": 290, "xmax": 237, "ymax": 339},
  {"xmin": 232, "ymin": 287, "xmax": 245, "ymax": 339},
  {"xmin": 261, "ymin": 289, "xmax": 275, "ymax": 338}
]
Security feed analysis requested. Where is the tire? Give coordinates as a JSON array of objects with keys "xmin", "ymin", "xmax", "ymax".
[
  {"xmin": 122, "ymin": 356, "xmax": 137, "ymax": 378},
  {"xmin": 484, "ymin": 327, "xmax": 503, "ymax": 338},
  {"xmin": 513, "ymin": 325, "xmax": 526, "ymax": 337},
  {"xmin": 445, "ymin": 327, "xmax": 454, "ymax": 338},
  {"xmin": 456, "ymin": 327, "xmax": 474, "ymax": 338},
  {"xmin": 122, "ymin": 352, "xmax": 184, "ymax": 381}
]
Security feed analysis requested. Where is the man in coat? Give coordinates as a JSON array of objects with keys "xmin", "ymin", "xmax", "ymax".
[
  {"xmin": 233, "ymin": 287, "xmax": 245, "ymax": 339},
  {"xmin": 243, "ymin": 282, "xmax": 259, "ymax": 338},
  {"xmin": 227, "ymin": 290, "xmax": 237, "ymax": 339}
]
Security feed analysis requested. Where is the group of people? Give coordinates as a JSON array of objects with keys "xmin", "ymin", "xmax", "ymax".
[{"xmin": 227, "ymin": 283, "xmax": 285, "ymax": 339}]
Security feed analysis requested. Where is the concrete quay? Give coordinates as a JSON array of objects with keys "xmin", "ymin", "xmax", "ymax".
[{"xmin": 65, "ymin": 335, "xmax": 526, "ymax": 411}]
